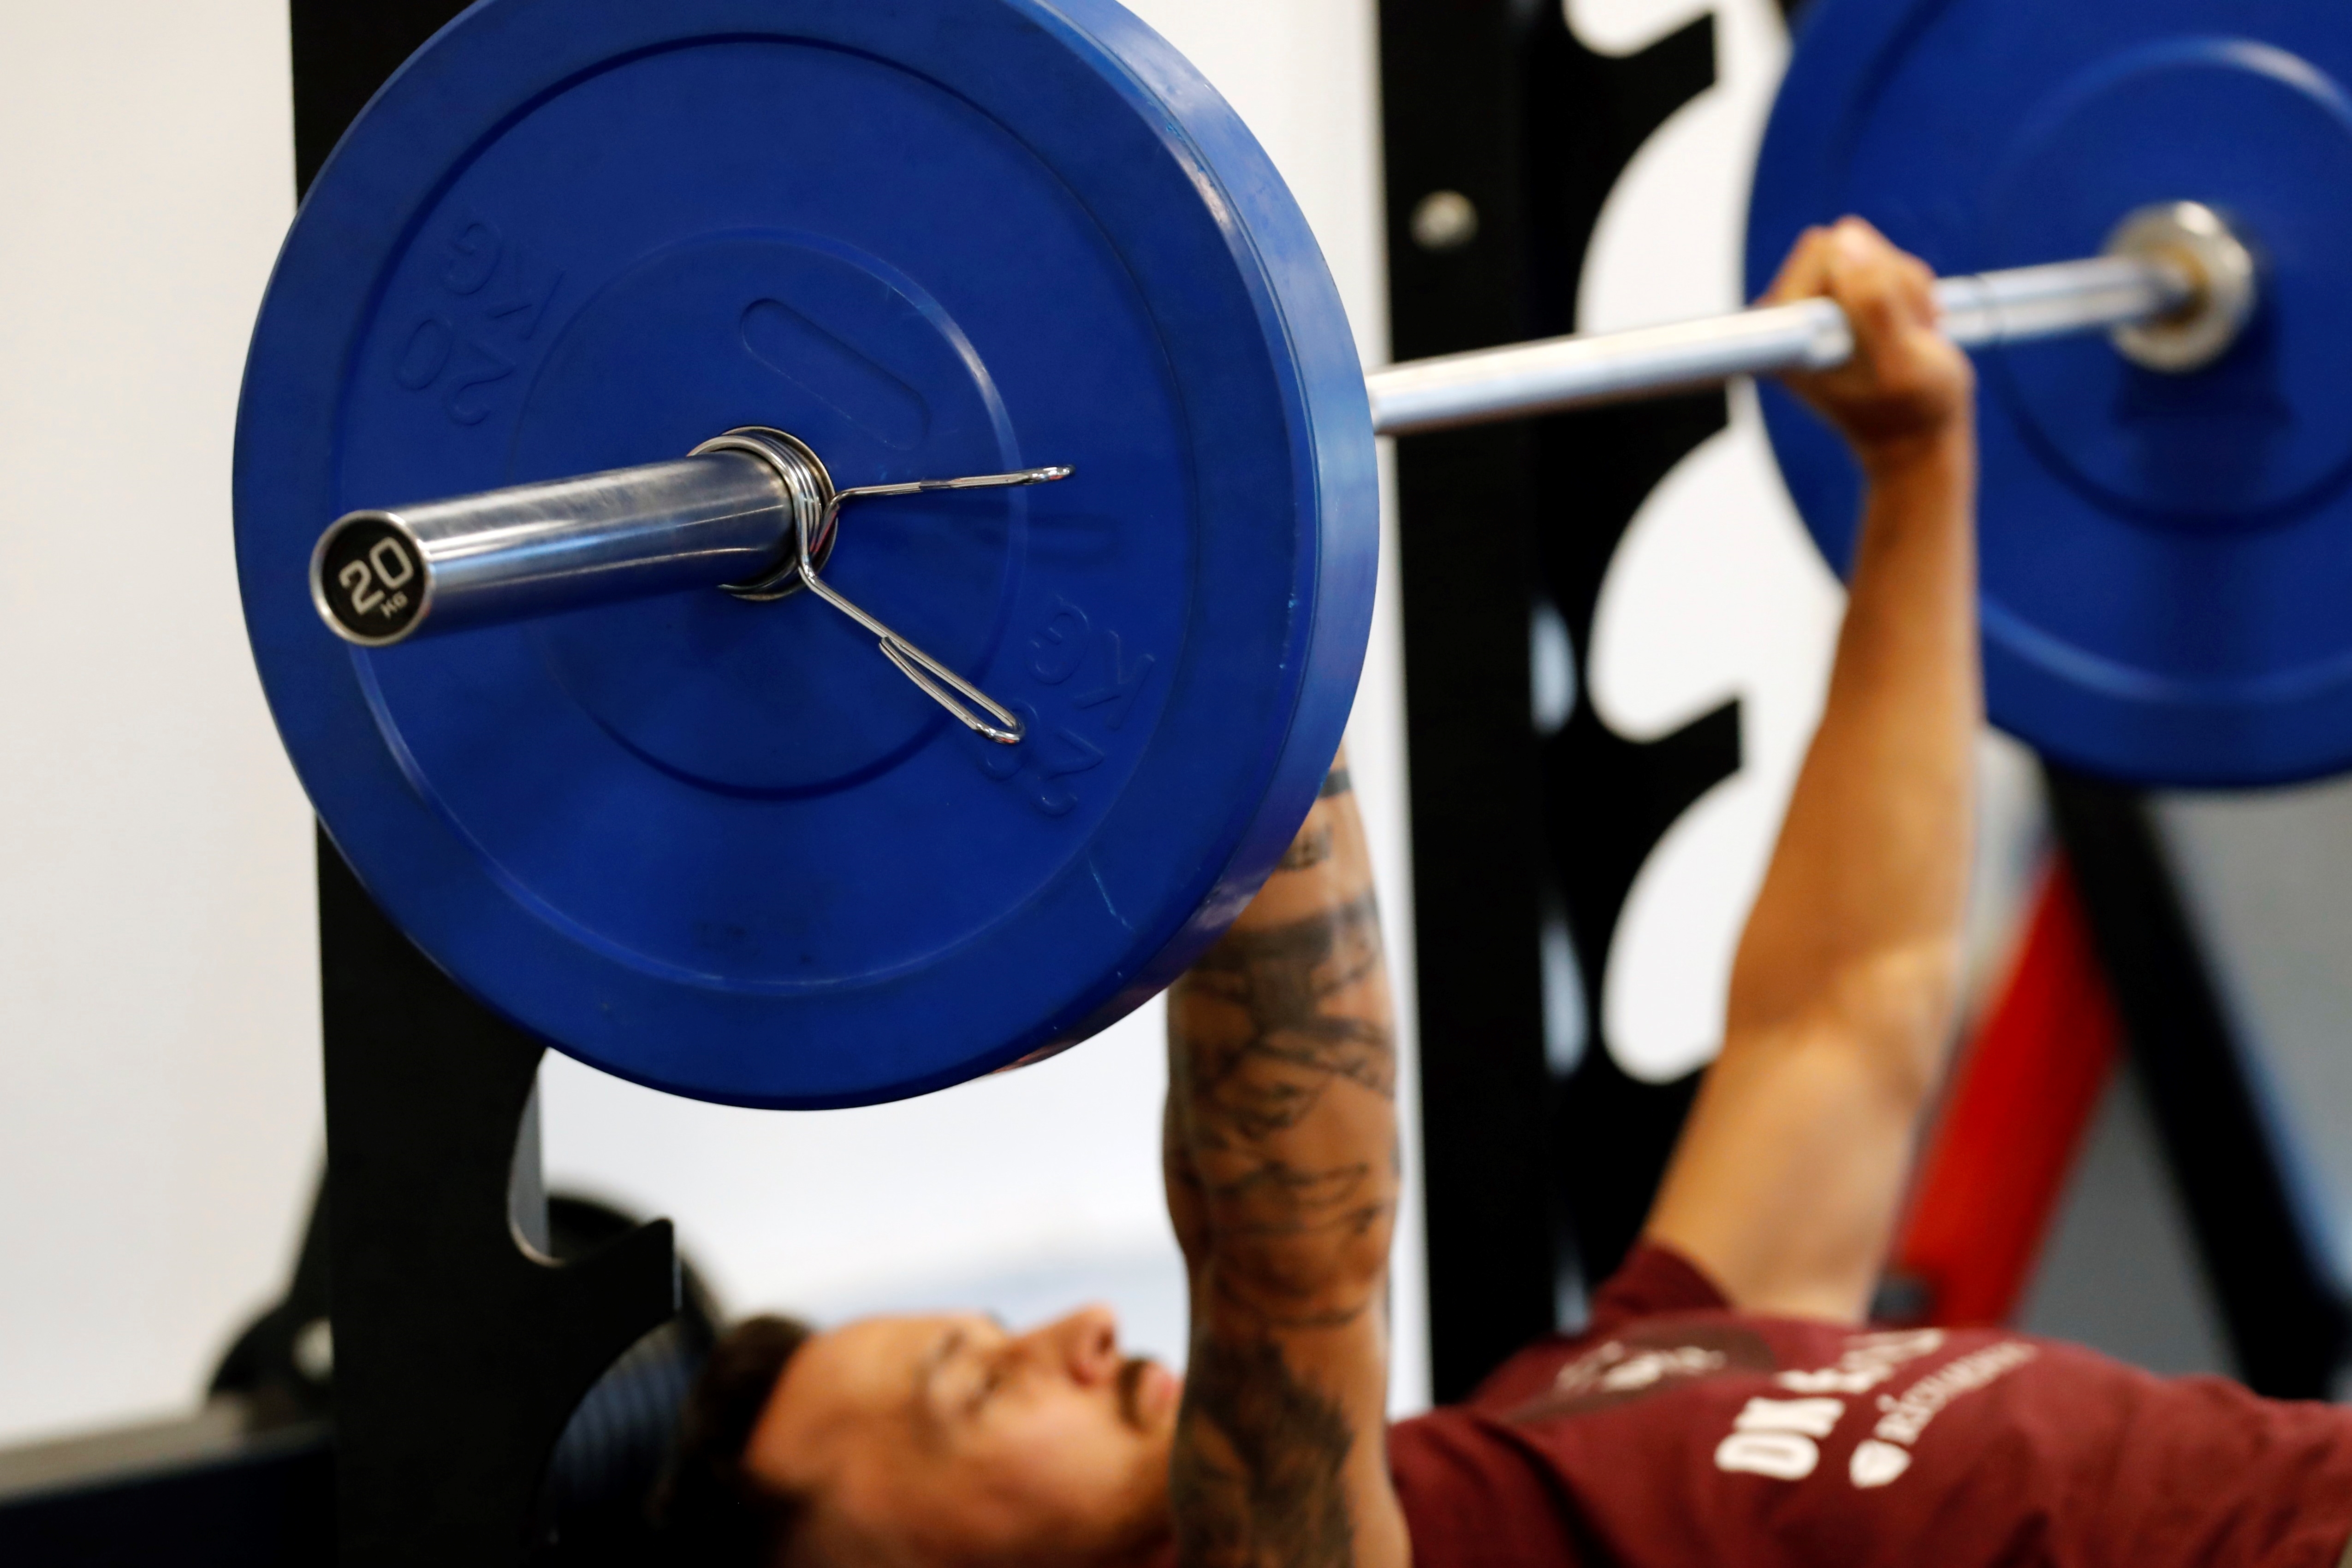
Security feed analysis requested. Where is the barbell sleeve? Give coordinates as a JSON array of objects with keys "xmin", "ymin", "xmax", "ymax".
[
  {"xmin": 1365, "ymin": 250, "xmax": 2198, "ymax": 436},
  {"xmin": 310, "ymin": 447, "xmax": 796, "ymax": 647},
  {"xmin": 309, "ymin": 423, "xmax": 1064, "ymax": 742}
]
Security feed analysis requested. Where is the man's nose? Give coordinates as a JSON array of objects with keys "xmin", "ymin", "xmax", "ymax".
[{"xmin": 1031, "ymin": 1304, "xmax": 1122, "ymax": 1385}]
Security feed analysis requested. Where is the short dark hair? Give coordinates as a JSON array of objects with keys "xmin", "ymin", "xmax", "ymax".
[{"xmin": 654, "ymin": 1314, "xmax": 817, "ymax": 1566}]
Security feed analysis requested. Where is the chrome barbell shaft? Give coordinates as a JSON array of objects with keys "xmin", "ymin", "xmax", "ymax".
[{"xmin": 1365, "ymin": 251, "xmax": 2196, "ymax": 437}]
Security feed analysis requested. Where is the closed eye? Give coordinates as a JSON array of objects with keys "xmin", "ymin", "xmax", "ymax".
[
  {"xmin": 921, "ymin": 1317, "xmax": 1017, "ymax": 1426},
  {"xmin": 967, "ymin": 1362, "xmax": 1008, "ymax": 1414}
]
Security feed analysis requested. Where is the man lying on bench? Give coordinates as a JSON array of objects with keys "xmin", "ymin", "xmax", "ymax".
[{"xmin": 656, "ymin": 221, "xmax": 2352, "ymax": 1568}]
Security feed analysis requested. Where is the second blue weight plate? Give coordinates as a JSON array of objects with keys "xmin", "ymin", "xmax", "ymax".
[
  {"xmin": 1749, "ymin": 0, "xmax": 2352, "ymax": 788},
  {"xmin": 236, "ymin": 0, "xmax": 1376, "ymax": 1105}
]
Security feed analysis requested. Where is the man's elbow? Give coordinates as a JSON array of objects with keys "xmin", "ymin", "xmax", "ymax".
[
  {"xmin": 1729, "ymin": 935, "xmax": 1965, "ymax": 1110},
  {"xmin": 1822, "ymin": 937, "xmax": 1966, "ymax": 1107}
]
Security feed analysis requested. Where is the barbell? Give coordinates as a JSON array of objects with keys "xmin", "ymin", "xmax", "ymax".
[
  {"xmin": 235, "ymin": 0, "xmax": 2351, "ymax": 1107},
  {"xmin": 303, "ymin": 203, "xmax": 2247, "ymax": 693}
]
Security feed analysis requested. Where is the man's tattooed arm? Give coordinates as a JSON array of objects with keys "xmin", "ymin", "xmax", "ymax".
[{"xmin": 1165, "ymin": 757, "xmax": 1410, "ymax": 1568}]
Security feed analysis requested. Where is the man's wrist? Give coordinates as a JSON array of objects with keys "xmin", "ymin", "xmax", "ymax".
[{"xmin": 1855, "ymin": 418, "xmax": 1974, "ymax": 487}]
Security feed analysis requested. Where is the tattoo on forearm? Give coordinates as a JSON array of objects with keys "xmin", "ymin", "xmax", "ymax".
[
  {"xmin": 1279, "ymin": 823, "xmax": 1335, "ymax": 871},
  {"xmin": 1169, "ymin": 813, "xmax": 1393, "ymax": 1567},
  {"xmin": 1174, "ymin": 1336, "xmax": 1356, "ymax": 1568},
  {"xmin": 1319, "ymin": 766, "xmax": 1353, "ymax": 798},
  {"xmin": 1173, "ymin": 891, "xmax": 1396, "ymax": 1328},
  {"xmin": 1183, "ymin": 893, "xmax": 1394, "ymax": 1106}
]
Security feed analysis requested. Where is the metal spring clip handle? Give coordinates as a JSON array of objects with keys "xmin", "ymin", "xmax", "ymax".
[{"xmin": 707, "ymin": 430, "xmax": 1070, "ymax": 746}]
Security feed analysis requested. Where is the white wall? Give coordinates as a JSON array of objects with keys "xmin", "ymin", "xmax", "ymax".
[
  {"xmin": 0, "ymin": 0, "xmax": 1424, "ymax": 1448},
  {"xmin": 0, "ymin": 3, "xmax": 314, "ymax": 1446}
]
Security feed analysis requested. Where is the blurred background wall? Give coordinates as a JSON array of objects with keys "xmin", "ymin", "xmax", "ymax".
[{"xmin": 0, "ymin": 1, "xmax": 316, "ymax": 1450}]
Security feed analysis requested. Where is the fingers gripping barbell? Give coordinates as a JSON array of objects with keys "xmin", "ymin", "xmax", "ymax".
[{"xmin": 237, "ymin": 0, "xmax": 2349, "ymax": 1107}]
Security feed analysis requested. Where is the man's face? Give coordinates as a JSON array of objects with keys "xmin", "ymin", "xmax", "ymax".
[{"xmin": 745, "ymin": 1304, "xmax": 1181, "ymax": 1568}]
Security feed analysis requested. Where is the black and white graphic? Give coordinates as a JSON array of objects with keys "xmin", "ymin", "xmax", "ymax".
[{"xmin": 1386, "ymin": 0, "xmax": 1833, "ymax": 1397}]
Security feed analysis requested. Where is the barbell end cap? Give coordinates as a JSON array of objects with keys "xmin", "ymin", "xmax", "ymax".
[
  {"xmin": 310, "ymin": 509, "xmax": 434, "ymax": 647},
  {"xmin": 2106, "ymin": 200, "xmax": 2260, "ymax": 375}
]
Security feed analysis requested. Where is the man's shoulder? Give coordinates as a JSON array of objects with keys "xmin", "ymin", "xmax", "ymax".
[
  {"xmin": 1587, "ymin": 1241, "xmax": 1738, "ymax": 1327},
  {"xmin": 1444, "ymin": 1242, "xmax": 1744, "ymax": 1412},
  {"xmin": 1387, "ymin": 1404, "xmax": 1584, "ymax": 1568}
]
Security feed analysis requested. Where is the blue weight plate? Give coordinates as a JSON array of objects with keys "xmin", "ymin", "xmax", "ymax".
[
  {"xmin": 236, "ymin": 0, "xmax": 1375, "ymax": 1106},
  {"xmin": 1749, "ymin": 0, "xmax": 2352, "ymax": 788}
]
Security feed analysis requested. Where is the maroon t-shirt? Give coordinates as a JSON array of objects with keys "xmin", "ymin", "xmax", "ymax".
[{"xmin": 1392, "ymin": 1244, "xmax": 2352, "ymax": 1568}]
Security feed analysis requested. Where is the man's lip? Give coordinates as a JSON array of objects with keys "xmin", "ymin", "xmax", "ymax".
[
  {"xmin": 1121, "ymin": 1357, "xmax": 1182, "ymax": 1426},
  {"xmin": 1144, "ymin": 1360, "xmax": 1178, "ymax": 1408}
]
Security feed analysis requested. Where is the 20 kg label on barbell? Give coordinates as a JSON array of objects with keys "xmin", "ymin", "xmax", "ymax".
[{"xmin": 317, "ymin": 517, "xmax": 426, "ymax": 643}]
